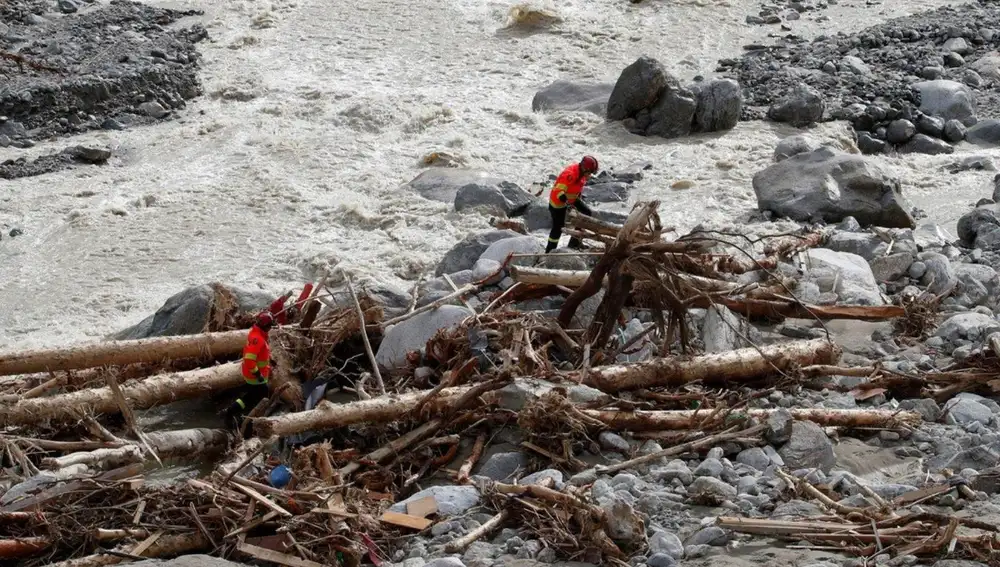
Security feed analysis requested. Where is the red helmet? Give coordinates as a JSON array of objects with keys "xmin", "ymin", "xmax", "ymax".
[
  {"xmin": 580, "ymin": 155, "xmax": 599, "ymax": 174},
  {"xmin": 256, "ymin": 311, "xmax": 274, "ymax": 329}
]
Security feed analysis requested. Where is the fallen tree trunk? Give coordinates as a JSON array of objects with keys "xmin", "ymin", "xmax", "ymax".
[
  {"xmin": 0, "ymin": 330, "xmax": 248, "ymax": 377},
  {"xmin": 585, "ymin": 407, "xmax": 922, "ymax": 431},
  {"xmin": 689, "ymin": 296, "xmax": 906, "ymax": 322},
  {"xmin": 41, "ymin": 532, "xmax": 209, "ymax": 567},
  {"xmin": 512, "ymin": 266, "xmax": 748, "ymax": 293},
  {"xmin": 41, "ymin": 428, "xmax": 231, "ymax": 471},
  {"xmin": 0, "ymin": 363, "xmax": 244, "ymax": 427},
  {"xmin": 578, "ymin": 339, "xmax": 840, "ymax": 393},
  {"xmin": 254, "ymin": 385, "xmax": 482, "ymax": 438}
]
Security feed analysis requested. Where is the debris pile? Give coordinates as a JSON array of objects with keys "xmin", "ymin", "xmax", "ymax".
[{"xmin": 2, "ymin": 201, "xmax": 1000, "ymax": 567}]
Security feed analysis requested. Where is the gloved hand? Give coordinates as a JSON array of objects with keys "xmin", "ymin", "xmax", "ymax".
[{"xmin": 557, "ymin": 192, "xmax": 568, "ymax": 204}]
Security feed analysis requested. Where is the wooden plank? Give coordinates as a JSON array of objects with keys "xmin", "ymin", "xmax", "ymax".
[
  {"xmin": 130, "ymin": 529, "xmax": 164, "ymax": 557},
  {"xmin": 380, "ymin": 511, "xmax": 433, "ymax": 531},
  {"xmin": 237, "ymin": 542, "xmax": 327, "ymax": 567},
  {"xmin": 406, "ymin": 496, "xmax": 438, "ymax": 519},
  {"xmin": 232, "ymin": 482, "xmax": 293, "ymax": 517}
]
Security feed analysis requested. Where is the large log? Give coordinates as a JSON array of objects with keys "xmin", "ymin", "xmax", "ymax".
[
  {"xmin": 585, "ymin": 407, "xmax": 922, "ymax": 431},
  {"xmin": 578, "ymin": 338, "xmax": 840, "ymax": 393},
  {"xmin": 253, "ymin": 385, "xmax": 481, "ymax": 438},
  {"xmin": 0, "ymin": 330, "xmax": 247, "ymax": 377},
  {"xmin": 41, "ymin": 428, "xmax": 231, "ymax": 471},
  {"xmin": 40, "ymin": 532, "xmax": 209, "ymax": 567},
  {"xmin": 0, "ymin": 363, "xmax": 244, "ymax": 427}
]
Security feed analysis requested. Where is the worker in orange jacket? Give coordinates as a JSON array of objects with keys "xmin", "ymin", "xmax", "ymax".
[
  {"xmin": 546, "ymin": 155, "xmax": 599, "ymax": 253},
  {"xmin": 225, "ymin": 311, "xmax": 274, "ymax": 430}
]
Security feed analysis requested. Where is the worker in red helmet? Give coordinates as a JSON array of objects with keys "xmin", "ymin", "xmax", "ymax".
[
  {"xmin": 225, "ymin": 311, "xmax": 275, "ymax": 431},
  {"xmin": 546, "ymin": 155, "xmax": 599, "ymax": 253}
]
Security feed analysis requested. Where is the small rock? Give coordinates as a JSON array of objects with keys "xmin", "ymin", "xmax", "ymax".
[
  {"xmin": 687, "ymin": 476, "xmax": 737, "ymax": 503},
  {"xmin": 599, "ymin": 431, "xmax": 631, "ymax": 453},
  {"xmin": 693, "ymin": 458, "xmax": 724, "ymax": 478},
  {"xmin": 477, "ymin": 452, "xmax": 529, "ymax": 481},
  {"xmin": 653, "ymin": 460, "xmax": 693, "ymax": 485},
  {"xmin": 647, "ymin": 553, "xmax": 677, "ymax": 567},
  {"xmin": 736, "ymin": 447, "xmax": 772, "ymax": 471},
  {"xmin": 944, "ymin": 119, "xmax": 968, "ymax": 142},
  {"xmin": 943, "ymin": 397, "xmax": 994, "ymax": 426},
  {"xmin": 57, "ymin": 0, "xmax": 78, "ymax": 13},
  {"xmin": 649, "ymin": 531, "xmax": 684, "ymax": 560},
  {"xmin": 899, "ymin": 134, "xmax": 954, "ymax": 155},
  {"xmin": 887, "ymin": 119, "xmax": 916, "ymax": 144},
  {"xmin": 766, "ymin": 409, "xmax": 794, "ymax": 444},
  {"xmin": 138, "ymin": 101, "xmax": 169, "ymax": 119},
  {"xmin": 779, "ymin": 421, "xmax": 836, "ymax": 473},
  {"xmin": 687, "ymin": 526, "xmax": 730, "ymax": 547},
  {"xmin": 768, "ymin": 83, "xmax": 825, "ymax": 126}
]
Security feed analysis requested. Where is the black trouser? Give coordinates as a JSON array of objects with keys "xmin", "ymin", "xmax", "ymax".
[
  {"xmin": 225, "ymin": 381, "xmax": 270, "ymax": 430},
  {"xmin": 546, "ymin": 199, "xmax": 593, "ymax": 253}
]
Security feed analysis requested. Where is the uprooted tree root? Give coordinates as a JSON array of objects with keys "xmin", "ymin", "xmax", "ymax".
[{"xmin": 893, "ymin": 293, "xmax": 942, "ymax": 341}]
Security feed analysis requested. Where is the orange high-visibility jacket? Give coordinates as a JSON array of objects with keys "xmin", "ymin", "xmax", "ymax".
[
  {"xmin": 241, "ymin": 326, "xmax": 271, "ymax": 385},
  {"xmin": 548, "ymin": 163, "xmax": 591, "ymax": 209}
]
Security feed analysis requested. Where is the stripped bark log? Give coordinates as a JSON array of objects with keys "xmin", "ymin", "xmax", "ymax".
[
  {"xmin": 0, "ymin": 537, "xmax": 49, "ymax": 559},
  {"xmin": 577, "ymin": 339, "xmax": 840, "ymax": 393},
  {"xmin": 254, "ymin": 384, "xmax": 485, "ymax": 438},
  {"xmin": 39, "ymin": 532, "xmax": 209, "ymax": 567},
  {"xmin": 585, "ymin": 407, "xmax": 922, "ymax": 431},
  {"xmin": 41, "ymin": 428, "xmax": 231, "ymax": 471},
  {"xmin": 0, "ymin": 330, "xmax": 247, "ymax": 377},
  {"xmin": 0, "ymin": 362, "xmax": 244, "ymax": 426}
]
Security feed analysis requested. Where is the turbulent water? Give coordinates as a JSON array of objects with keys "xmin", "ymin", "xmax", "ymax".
[{"xmin": 0, "ymin": 0, "xmax": 990, "ymax": 350}]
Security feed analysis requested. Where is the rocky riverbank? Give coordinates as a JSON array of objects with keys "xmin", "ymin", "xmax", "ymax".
[{"xmin": 0, "ymin": 0, "xmax": 207, "ymax": 176}]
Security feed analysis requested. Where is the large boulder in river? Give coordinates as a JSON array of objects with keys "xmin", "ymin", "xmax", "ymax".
[
  {"xmin": 966, "ymin": 119, "xmax": 1000, "ymax": 147},
  {"xmin": 692, "ymin": 79, "xmax": 742, "ymax": 133},
  {"xmin": 752, "ymin": 146, "xmax": 915, "ymax": 229},
  {"xmin": 454, "ymin": 181, "xmax": 533, "ymax": 216},
  {"xmin": 914, "ymin": 80, "xmax": 977, "ymax": 127},
  {"xmin": 532, "ymin": 80, "xmax": 614, "ymax": 115},
  {"xmin": 606, "ymin": 56, "xmax": 741, "ymax": 138},
  {"xmin": 607, "ymin": 56, "xmax": 668, "ymax": 122},
  {"xmin": 403, "ymin": 169, "xmax": 517, "ymax": 204},
  {"xmin": 376, "ymin": 305, "xmax": 474, "ymax": 370},
  {"xmin": 112, "ymin": 284, "xmax": 274, "ymax": 340},
  {"xmin": 435, "ymin": 230, "xmax": 522, "ymax": 276}
]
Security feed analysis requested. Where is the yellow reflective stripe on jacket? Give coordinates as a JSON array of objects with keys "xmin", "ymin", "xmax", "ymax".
[
  {"xmin": 244, "ymin": 352, "xmax": 258, "ymax": 360},
  {"xmin": 257, "ymin": 360, "xmax": 269, "ymax": 369},
  {"xmin": 245, "ymin": 375, "xmax": 268, "ymax": 385}
]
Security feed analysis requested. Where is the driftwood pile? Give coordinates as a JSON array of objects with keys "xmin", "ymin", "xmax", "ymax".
[{"xmin": 0, "ymin": 201, "xmax": 998, "ymax": 566}]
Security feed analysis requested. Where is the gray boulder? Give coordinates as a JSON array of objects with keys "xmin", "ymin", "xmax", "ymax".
[
  {"xmin": 774, "ymin": 134, "xmax": 822, "ymax": 162},
  {"xmin": 957, "ymin": 208, "xmax": 1000, "ymax": 248},
  {"xmin": 778, "ymin": 421, "xmax": 836, "ymax": 473},
  {"xmin": 701, "ymin": 304, "xmax": 755, "ymax": 352},
  {"xmin": 531, "ymin": 80, "xmax": 613, "ymax": 115},
  {"xmin": 954, "ymin": 264, "xmax": 1000, "ymax": 308},
  {"xmin": 899, "ymin": 133, "xmax": 955, "ymax": 155},
  {"xmin": 970, "ymin": 51, "xmax": 1000, "ymax": 81},
  {"xmin": 376, "ymin": 305, "xmax": 474, "ymax": 369},
  {"xmin": 390, "ymin": 485, "xmax": 481, "ymax": 516},
  {"xmin": 404, "ymin": 168, "xmax": 517, "ymax": 204},
  {"xmin": 692, "ymin": 78, "xmax": 742, "ymax": 133},
  {"xmin": 914, "ymin": 80, "xmax": 977, "ymax": 126},
  {"xmin": 801, "ymin": 248, "xmax": 885, "ymax": 305},
  {"xmin": 477, "ymin": 451, "xmax": 530, "ymax": 482},
  {"xmin": 918, "ymin": 251, "xmax": 958, "ymax": 296},
  {"xmin": 886, "ymin": 119, "xmax": 916, "ymax": 144},
  {"xmin": 825, "ymin": 232, "xmax": 889, "ymax": 261},
  {"xmin": 454, "ymin": 181, "xmax": 533, "ymax": 216},
  {"xmin": 870, "ymin": 253, "xmax": 915, "ymax": 282},
  {"xmin": 607, "ymin": 56, "xmax": 669, "ymax": 121},
  {"xmin": 649, "ymin": 531, "xmax": 684, "ymax": 560},
  {"xmin": 112, "ymin": 284, "xmax": 273, "ymax": 340},
  {"xmin": 966, "ymin": 119, "xmax": 1000, "ymax": 147},
  {"xmin": 768, "ymin": 83, "xmax": 824, "ymax": 127},
  {"xmin": 944, "ymin": 119, "xmax": 968, "ymax": 142},
  {"xmin": 687, "ymin": 476, "xmax": 737, "ymax": 502},
  {"xmin": 752, "ymin": 147, "xmax": 915, "ymax": 229},
  {"xmin": 943, "ymin": 397, "xmax": 994, "ymax": 427},
  {"xmin": 436, "ymin": 230, "xmax": 522, "ymax": 276},
  {"xmin": 935, "ymin": 312, "xmax": 1000, "ymax": 344},
  {"xmin": 583, "ymin": 181, "xmax": 631, "ymax": 203},
  {"xmin": 644, "ymin": 83, "xmax": 698, "ymax": 138}
]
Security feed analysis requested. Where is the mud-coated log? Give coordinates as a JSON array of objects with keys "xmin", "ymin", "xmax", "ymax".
[
  {"xmin": 578, "ymin": 339, "xmax": 840, "ymax": 393},
  {"xmin": 584, "ymin": 407, "xmax": 922, "ymax": 430},
  {"xmin": 253, "ymin": 385, "xmax": 481, "ymax": 438},
  {"xmin": 0, "ymin": 363, "xmax": 244, "ymax": 426},
  {"xmin": 0, "ymin": 537, "xmax": 49, "ymax": 559},
  {"xmin": 42, "ymin": 428, "xmax": 231, "ymax": 471},
  {"xmin": 0, "ymin": 330, "xmax": 247, "ymax": 377}
]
